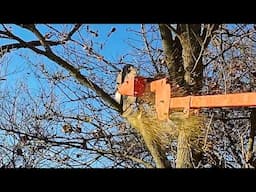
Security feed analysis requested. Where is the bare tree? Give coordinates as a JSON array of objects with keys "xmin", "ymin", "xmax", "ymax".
[{"xmin": 1, "ymin": 24, "xmax": 256, "ymax": 168}]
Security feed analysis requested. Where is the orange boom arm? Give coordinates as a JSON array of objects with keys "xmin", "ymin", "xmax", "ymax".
[
  {"xmin": 170, "ymin": 92, "xmax": 256, "ymax": 109},
  {"xmin": 117, "ymin": 74, "xmax": 256, "ymax": 120}
]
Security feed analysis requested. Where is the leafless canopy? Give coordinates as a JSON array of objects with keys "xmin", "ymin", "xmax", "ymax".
[{"xmin": 1, "ymin": 24, "xmax": 256, "ymax": 168}]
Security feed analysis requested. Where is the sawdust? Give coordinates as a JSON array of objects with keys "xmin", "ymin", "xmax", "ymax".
[{"xmin": 122, "ymin": 81, "xmax": 205, "ymax": 153}]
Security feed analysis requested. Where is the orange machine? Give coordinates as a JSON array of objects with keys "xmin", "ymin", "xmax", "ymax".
[{"xmin": 117, "ymin": 73, "xmax": 256, "ymax": 120}]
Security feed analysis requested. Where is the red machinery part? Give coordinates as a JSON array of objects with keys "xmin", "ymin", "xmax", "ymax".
[
  {"xmin": 134, "ymin": 76, "xmax": 147, "ymax": 97},
  {"xmin": 118, "ymin": 75, "xmax": 146, "ymax": 97}
]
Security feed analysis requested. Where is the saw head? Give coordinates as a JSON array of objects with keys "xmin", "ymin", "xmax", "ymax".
[
  {"xmin": 115, "ymin": 64, "xmax": 170, "ymax": 120},
  {"xmin": 115, "ymin": 64, "xmax": 138, "ymax": 115}
]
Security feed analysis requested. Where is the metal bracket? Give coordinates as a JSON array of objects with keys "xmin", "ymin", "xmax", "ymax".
[{"xmin": 150, "ymin": 78, "xmax": 170, "ymax": 121}]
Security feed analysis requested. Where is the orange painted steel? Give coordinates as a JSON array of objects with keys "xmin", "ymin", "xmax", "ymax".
[
  {"xmin": 118, "ymin": 75, "xmax": 135, "ymax": 96},
  {"xmin": 170, "ymin": 92, "xmax": 256, "ymax": 109},
  {"xmin": 117, "ymin": 76, "xmax": 256, "ymax": 120},
  {"xmin": 150, "ymin": 78, "xmax": 171, "ymax": 120},
  {"xmin": 118, "ymin": 75, "xmax": 147, "ymax": 97}
]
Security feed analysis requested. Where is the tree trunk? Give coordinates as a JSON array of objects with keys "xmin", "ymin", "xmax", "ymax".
[
  {"xmin": 179, "ymin": 24, "xmax": 203, "ymax": 94},
  {"xmin": 159, "ymin": 24, "xmax": 206, "ymax": 168},
  {"xmin": 158, "ymin": 24, "xmax": 185, "ymax": 87},
  {"xmin": 144, "ymin": 138, "xmax": 170, "ymax": 168},
  {"xmin": 175, "ymin": 25, "xmax": 202, "ymax": 168},
  {"xmin": 124, "ymin": 108, "xmax": 170, "ymax": 168},
  {"xmin": 246, "ymin": 108, "xmax": 256, "ymax": 166},
  {"xmin": 176, "ymin": 129, "xmax": 193, "ymax": 168}
]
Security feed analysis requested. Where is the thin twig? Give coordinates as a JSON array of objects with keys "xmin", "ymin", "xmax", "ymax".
[
  {"xmin": 141, "ymin": 24, "xmax": 159, "ymax": 73},
  {"xmin": 164, "ymin": 24, "xmax": 180, "ymax": 39},
  {"xmin": 123, "ymin": 154, "xmax": 154, "ymax": 168},
  {"xmin": 191, "ymin": 24, "xmax": 214, "ymax": 74},
  {"xmin": 203, "ymin": 113, "xmax": 214, "ymax": 151}
]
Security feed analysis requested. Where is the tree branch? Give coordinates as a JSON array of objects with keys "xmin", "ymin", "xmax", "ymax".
[
  {"xmin": 158, "ymin": 24, "xmax": 184, "ymax": 85},
  {"xmin": 40, "ymin": 50, "xmax": 122, "ymax": 112},
  {"xmin": 66, "ymin": 24, "xmax": 82, "ymax": 40},
  {"xmin": 201, "ymin": 24, "xmax": 219, "ymax": 46},
  {"xmin": 164, "ymin": 24, "xmax": 181, "ymax": 39},
  {"xmin": 191, "ymin": 24, "xmax": 219, "ymax": 74},
  {"xmin": 0, "ymin": 27, "xmax": 47, "ymax": 55},
  {"xmin": 0, "ymin": 40, "xmax": 60, "ymax": 56},
  {"xmin": 246, "ymin": 109, "xmax": 256, "ymax": 164},
  {"xmin": 158, "ymin": 24, "xmax": 174, "ymax": 53},
  {"xmin": 141, "ymin": 24, "xmax": 159, "ymax": 73},
  {"xmin": 1, "ymin": 28, "xmax": 122, "ymax": 112},
  {"xmin": 19, "ymin": 24, "xmax": 51, "ymax": 52},
  {"xmin": 122, "ymin": 154, "xmax": 154, "ymax": 168}
]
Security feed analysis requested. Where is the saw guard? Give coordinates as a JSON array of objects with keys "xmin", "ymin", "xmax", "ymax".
[{"xmin": 118, "ymin": 75, "xmax": 146, "ymax": 97}]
